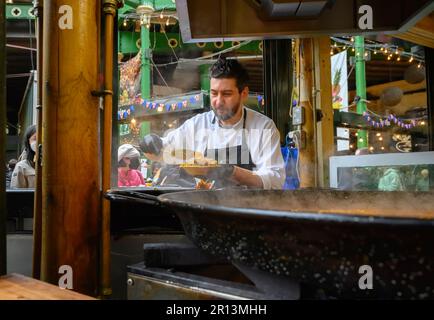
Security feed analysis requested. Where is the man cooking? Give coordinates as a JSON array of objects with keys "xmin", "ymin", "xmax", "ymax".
[{"xmin": 140, "ymin": 57, "xmax": 285, "ymax": 189}]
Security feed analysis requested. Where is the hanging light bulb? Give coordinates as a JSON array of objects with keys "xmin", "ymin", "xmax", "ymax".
[
  {"xmin": 387, "ymin": 55, "xmax": 391, "ymax": 61},
  {"xmin": 330, "ymin": 49, "xmax": 334, "ymax": 55},
  {"xmin": 409, "ymin": 56, "xmax": 414, "ymax": 63},
  {"xmin": 160, "ymin": 12, "xmax": 164, "ymax": 19},
  {"xmin": 146, "ymin": 23, "xmax": 151, "ymax": 29},
  {"xmin": 343, "ymin": 45, "xmax": 346, "ymax": 50},
  {"xmin": 417, "ymin": 62, "xmax": 422, "ymax": 68},
  {"xmin": 166, "ymin": 18, "xmax": 170, "ymax": 26},
  {"xmin": 380, "ymin": 47, "xmax": 384, "ymax": 52},
  {"xmin": 395, "ymin": 49, "xmax": 399, "ymax": 55},
  {"xmin": 123, "ymin": 19, "xmax": 128, "ymax": 27},
  {"xmin": 334, "ymin": 42, "xmax": 337, "ymax": 47},
  {"xmin": 359, "ymin": 138, "xmax": 364, "ymax": 143},
  {"xmin": 369, "ymin": 146, "xmax": 374, "ymax": 151},
  {"xmin": 364, "ymin": 52, "xmax": 368, "ymax": 57},
  {"xmin": 350, "ymin": 37, "xmax": 354, "ymax": 42},
  {"xmin": 374, "ymin": 50, "xmax": 377, "ymax": 54},
  {"xmin": 352, "ymin": 47, "xmax": 355, "ymax": 52},
  {"xmin": 397, "ymin": 56, "xmax": 401, "ymax": 61}
]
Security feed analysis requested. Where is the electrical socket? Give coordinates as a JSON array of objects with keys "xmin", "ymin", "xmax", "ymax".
[{"xmin": 292, "ymin": 106, "xmax": 305, "ymax": 126}]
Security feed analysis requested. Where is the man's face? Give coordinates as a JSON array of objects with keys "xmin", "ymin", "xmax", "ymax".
[{"xmin": 210, "ymin": 78, "xmax": 248, "ymax": 122}]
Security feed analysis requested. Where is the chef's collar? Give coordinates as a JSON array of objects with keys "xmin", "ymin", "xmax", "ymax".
[{"xmin": 211, "ymin": 106, "xmax": 245, "ymax": 129}]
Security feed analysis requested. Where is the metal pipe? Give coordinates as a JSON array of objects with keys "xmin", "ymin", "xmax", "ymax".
[
  {"xmin": 32, "ymin": 0, "xmax": 43, "ymax": 279},
  {"xmin": 101, "ymin": 0, "xmax": 118, "ymax": 298},
  {"xmin": 0, "ymin": 0, "xmax": 7, "ymax": 277},
  {"xmin": 355, "ymin": 36, "xmax": 368, "ymax": 149},
  {"xmin": 6, "ymin": 44, "xmax": 37, "ymax": 51},
  {"xmin": 140, "ymin": 0, "xmax": 152, "ymax": 99}
]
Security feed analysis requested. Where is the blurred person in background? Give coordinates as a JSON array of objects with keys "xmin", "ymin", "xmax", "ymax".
[
  {"xmin": 11, "ymin": 125, "xmax": 37, "ymax": 189},
  {"xmin": 118, "ymin": 144, "xmax": 145, "ymax": 187},
  {"xmin": 5, "ymin": 158, "xmax": 17, "ymax": 189}
]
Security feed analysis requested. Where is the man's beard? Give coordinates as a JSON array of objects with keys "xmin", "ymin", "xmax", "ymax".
[{"xmin": 212, "ymin": 102, "xmax": 241, "ymax": 122}]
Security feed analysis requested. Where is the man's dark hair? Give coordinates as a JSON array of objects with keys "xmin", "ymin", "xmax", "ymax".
[{"xmin": 209, "ymin": 57, "xmax": 249, "ymax": 92}]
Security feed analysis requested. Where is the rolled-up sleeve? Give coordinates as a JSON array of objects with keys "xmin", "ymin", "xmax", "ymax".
[{"xmin": 250, "ymin": 121, "xmax": 286, "ymax": 190}]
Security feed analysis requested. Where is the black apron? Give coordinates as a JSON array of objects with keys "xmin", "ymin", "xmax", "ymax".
[{"xmin": 205, "ymin": 110, "xmax": 256, "ymax": 188}]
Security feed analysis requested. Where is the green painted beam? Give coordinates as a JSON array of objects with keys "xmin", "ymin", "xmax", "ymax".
[
  {"xmin": 125, "ymin": 0, "xmax": 176, "ymax": 10},
  {"xmin": 153, "ymin": 0, "xmax": 176, "ymax": 11},
  {"xmin": 119, "ymin": 31, "xmax": 262, "ymax": 54},
  {"xmin": 355, "ymin": 36, "xmax": 368, "ymax": 149},
  {"xmin": 6, "ymin": 4, "xmax": 35, "ymax": 20}
]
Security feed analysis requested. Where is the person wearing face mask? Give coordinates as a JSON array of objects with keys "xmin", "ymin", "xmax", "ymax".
[
  {"xmin": 140, "ymin": 57, "xmax": 285, "ymax": 189},
  {"xmin": 117, "ymin": 144, "xmax": 145, "ymax": 187},
  {"xmin": 11, "ymin": 125, "xmax": 37, "ymax": 188}
]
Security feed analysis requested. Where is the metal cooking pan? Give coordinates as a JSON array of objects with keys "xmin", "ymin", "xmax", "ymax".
[
  {"xmin": 159, "ymin": 189, "xmax": 434, "ymax": 299},
  {"xmin": 105, "ymin": 186, "xmax": 194, "ymax": 233}
]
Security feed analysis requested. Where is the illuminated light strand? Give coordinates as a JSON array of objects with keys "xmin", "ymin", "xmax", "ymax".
[{"xmin": 362, "ymin": 111, "xmax": 426, "ymax": 130}]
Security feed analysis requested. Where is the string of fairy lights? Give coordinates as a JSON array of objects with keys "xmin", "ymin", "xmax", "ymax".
[
  {"xmin": 330, "ymin": 36, "xmax": 425, "ymax": 68},
  {"xmin": 120, "ymin": 5, "xmax": 178, "ymax": 30}
]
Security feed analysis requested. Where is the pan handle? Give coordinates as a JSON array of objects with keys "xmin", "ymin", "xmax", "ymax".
[{"xmin": 104, "ymin": 191, "xmax": 161, "ymax": 207}]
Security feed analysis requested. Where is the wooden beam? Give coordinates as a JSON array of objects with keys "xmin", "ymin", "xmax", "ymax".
[
  {"xmin": 349, "ymin": 80, "xmax": 427, "ymax": 101},
  {"xmin": 394, "ymin": 13, "xmax": 434, "ymax": 48},
  {"xmin": 298, "ymin": 38, "xmax": 317, "ymax": 188},
  {"xmin": 370, "ymin": 91, "xmax": 427, "ymax": 115},
  {"xmin": 41, "ymin": 0, "xmax": 101, "ymax": 296},
  {"xmin": 313, "ymin": 37, "xmax": 334, "ymax": 188}
]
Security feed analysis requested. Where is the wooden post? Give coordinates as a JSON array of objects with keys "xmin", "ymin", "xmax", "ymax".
[
  {"xmin": 313, "ymin": 37, "xmax": 334, "ymax": 188},
  {"xmin": 0, "ymin": 0, "xmax": 6, "ymax": 276},
  {"xmin": 41, "ymin": 0, "xmax": 101, "ymax": 296},
  {"xmin": 298, "ymin": 38, "xmax": 317, "ymax": 188},
  {"xmin": 32, "ymin": 0, "xmax": 43, "ymax": 280},
  {"xmin": 101, "ymin": 0, "xmax": 117, "ymax": 298}
]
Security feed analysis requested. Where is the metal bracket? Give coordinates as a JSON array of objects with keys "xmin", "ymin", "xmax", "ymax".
[{"xmin": 91, "ymin": 90, "xmax": 113, "ymax": 97}]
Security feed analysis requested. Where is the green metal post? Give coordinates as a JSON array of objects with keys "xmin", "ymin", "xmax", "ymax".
[
  {"xmin": 199, "ymin": 64, "xmax": 211, "ymax": 92},
  {"xmin": 0, "ymin": 0, "xmax": 7, "ymax": 276},
  {"xmin": 140, "ymin": 0, "xmax": 152, "ymax": 99},
  {"xmin": 355, "ymin": 36, "xmax": 368, "ymax": 149}
]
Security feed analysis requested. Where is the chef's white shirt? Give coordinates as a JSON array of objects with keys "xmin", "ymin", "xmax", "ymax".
[{"xmin": 161, "ymin": 107, "xmax": 286, "ymax": 190}]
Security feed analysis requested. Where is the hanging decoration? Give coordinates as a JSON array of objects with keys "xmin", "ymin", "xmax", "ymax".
[
  {"xmin": 118, "ymin": 92, "xmax": 205, "ymax": 121},
  {"xmin": 119, "ymin": 52, "xmax": 141, "ymax": 106},
  {"xmin": 362, "ymin": 111, "xmax": 426, "ymax": 130}
]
